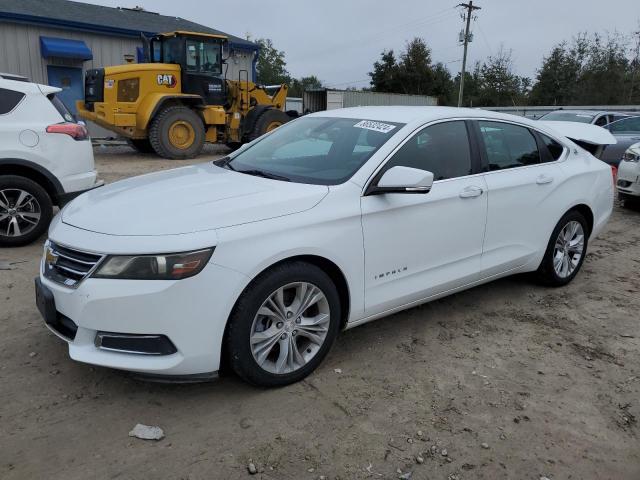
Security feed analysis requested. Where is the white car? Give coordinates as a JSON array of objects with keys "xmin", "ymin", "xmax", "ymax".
[
  {"xmin": 36, "ymin": 107, "xmax": 615, "ymax": 386},
  {"xmin": 0, "ymin": 73, "xmax": 100, "ymax": 246},
  {"xmin": 617, "ymin": 142, "xmax": 640, "ymax": 205}
]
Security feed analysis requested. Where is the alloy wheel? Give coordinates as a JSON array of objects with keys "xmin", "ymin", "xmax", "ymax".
[
  {"xmin": 0, "ymin": 188, "xmax": 41, "ymax": 238},
  {"xmin": 553, "ymin": 220, "xmax": 585, "ymax": 278},
  {"xmin": 250, "ymin": 282, "xmax": 331, "ymax": 374}
]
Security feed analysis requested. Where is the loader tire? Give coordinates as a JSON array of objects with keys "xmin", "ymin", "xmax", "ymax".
[
  {"xmin": 149, "ymin": 106, "xmax": 205, "ymax": 159},
  {"xmin": 246, "ymin": 108, "xmax": 290, "ymax": 142},
  {"xmin": 126, "ymin": 138, "xmax": 155, "ymax": 154}
]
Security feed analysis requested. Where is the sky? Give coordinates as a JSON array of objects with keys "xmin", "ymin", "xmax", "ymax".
[{"xmin": 81, "ymin": 0, "xmax": 640, "ymax": 88}]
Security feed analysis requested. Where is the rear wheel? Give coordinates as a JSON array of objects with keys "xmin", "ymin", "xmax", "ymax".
[
  {"xmin": 537, "ymin": 211, "xmax": 588, "ymax": 286},
  {"xmin": 226, "ymin": 262, "xmax": 341, "ymax": 387},
  {"xmin": 126, "ymin": 138, "xmax": 155, "ymax": 154},
  {"xmin": 149, "ymin": 106, "xmax": 205, "ymax": 159},
  {"xmin": 246, "ymin": 109, "xmax": 291, "ymax": 142},
  {"xmin": 0, "ymin": 175, "xmax": 52, "ymax": 247}
]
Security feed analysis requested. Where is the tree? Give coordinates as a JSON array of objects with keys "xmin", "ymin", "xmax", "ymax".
[
  {"xmin": 529, "ymin": 32, "xmax": 635, "ymax": 105},
  {"xmin": 453, "ymin": 63, "xmax": 482, "ymax": 107},
  {"xmin": 431, "ymin": 62, "xmax": 455, "ymax": 105},
  {"xmin": 289, "ymin": 75, "xmax": 323, "ymax": 97},
  {"xmin": 475, "ymin": 47, "xmax": 529, "ymax": 106},
  {"xmin": 529, "ymin": 42, "xmax": 583, "ymax": 105},
  {"xmin": 579, "ymin": 33, "xmax": 629, "ymax": 104},
  {"xmin": 368, "ymin": 38, "xmax": 454, "ymax": 103},
  {"xmin": 397, "ymin": 38, "xmax": 434, "ymax": 95},
  {"xmin": 254, "ymin": 38, "xmax": 291, "ymax": 86},
  {"xmin": 368, "ymin": 50, "xmax": 401, "ymax": 93}
]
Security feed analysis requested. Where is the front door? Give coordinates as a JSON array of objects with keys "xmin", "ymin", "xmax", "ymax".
[
  {"xmin": 46, "ymin": 66, "xmax": 83, "ymax": 115},
  {"xmin": 361, "ymin": 120, "xmax": 488, "ymax": 316}
]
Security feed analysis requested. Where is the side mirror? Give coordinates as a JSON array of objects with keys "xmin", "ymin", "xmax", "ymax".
[{"xmin": 366, "ymin": 166, "xmax": 434, "ymax": 195}]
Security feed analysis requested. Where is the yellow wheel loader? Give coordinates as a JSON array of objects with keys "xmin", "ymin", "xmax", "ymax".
[{"xmin": 76, "ymin": 31, "xmax": 292, "ymax": 159}]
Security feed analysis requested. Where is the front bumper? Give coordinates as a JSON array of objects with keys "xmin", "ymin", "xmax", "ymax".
[
  {"xmin": 38, "ymin": 258, "xmax": 249, "ymax": 376},
  {"xmin": 617, "ymin": 160, "xmax": 640, "ymax": 197}
]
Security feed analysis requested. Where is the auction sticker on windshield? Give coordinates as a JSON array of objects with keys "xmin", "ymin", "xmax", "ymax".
[{"xmin": 353, "ymin": 120, "xmax": 397, "ymax": 134}]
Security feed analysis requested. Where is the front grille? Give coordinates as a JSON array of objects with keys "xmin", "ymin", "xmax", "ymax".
[{"xmin": 43, "ymin": 241, "xmax": 104, "ymax": 288}]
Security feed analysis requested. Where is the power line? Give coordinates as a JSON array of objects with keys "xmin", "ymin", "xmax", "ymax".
[{"xmin": 456, "ymin": 1, "xmax": 482, "ymax": 107}]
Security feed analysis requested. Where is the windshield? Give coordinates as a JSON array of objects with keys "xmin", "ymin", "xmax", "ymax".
[
  {"xmin": 539, "ymin": 111, "xmax": 595, "ymax": 123},
  {"xmin": 186, "ymin": 40, "xmax": 222, "ymax": 74},
  {"xmin": 224, "ymin": 117, "xmax": 404, "ymax": 185}
]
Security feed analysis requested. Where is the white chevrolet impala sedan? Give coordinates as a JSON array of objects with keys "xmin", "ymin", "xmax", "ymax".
[{"xmin": 36, "ymin": 107, "xmax": 615, "ymax": 386}]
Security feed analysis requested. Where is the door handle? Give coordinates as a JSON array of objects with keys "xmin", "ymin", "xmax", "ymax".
[
  {"xmin": 536, "ymin": 175, "xmax": 554, "ymax": 185},
  {"xmin": 459, "ymin": 186, "xmax": 483, "ymax": 198}
]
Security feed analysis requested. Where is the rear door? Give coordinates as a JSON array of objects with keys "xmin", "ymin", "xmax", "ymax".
[{"xmin": 475, "ymin": 120, "xmax": 567, "ymax": 277}]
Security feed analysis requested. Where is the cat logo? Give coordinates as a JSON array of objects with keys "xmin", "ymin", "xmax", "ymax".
[{"xmin": 156, "ymin": 74, "xmax": 177, "ymax": 87}]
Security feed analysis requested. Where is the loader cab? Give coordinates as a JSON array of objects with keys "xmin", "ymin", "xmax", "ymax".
[{"xmin": 149, "ymin": 31, "xmax": 228, "ymax": 106}]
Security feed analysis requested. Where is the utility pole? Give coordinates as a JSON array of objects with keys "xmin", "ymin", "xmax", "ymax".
[{"xmin": 457, "ymin": 1, "xmax": 481, "ymax": 107}]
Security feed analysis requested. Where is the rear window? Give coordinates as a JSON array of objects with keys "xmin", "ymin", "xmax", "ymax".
[
  {"xmin": 0, "ymin": 88, "xmax": 26, "ymax": 115},
  {"xmin": 539, "ymin": 111, "xmax": 594, "ymax": 123},
  {"xmin": 48, "ymin": 94, "xmax": 75, "ymax": 122}
]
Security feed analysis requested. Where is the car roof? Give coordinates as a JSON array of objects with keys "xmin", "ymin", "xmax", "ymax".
[
  {"xmin": 0, "ymin": 76, "xmax": 60, "ymax": 95},
  {"xmin": 307, "ymin": 106, "xmax": 544, "ymax": 127},
  {"xmin": 543, "ymin": 109, "xmax": 629, "ymax": 116}
]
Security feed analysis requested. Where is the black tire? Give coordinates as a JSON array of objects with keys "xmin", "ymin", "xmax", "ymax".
[
  {"xmin": 536, "ymin": 210, "xmax": 589, "ymax": 287},
  {"xmin": 0, "ymin": 175, "xmax": 53, "ymax": 247},
  {"xmin": 149, "ymin": 106, "xmax": 205, "ymax": 159},
  {"xmin": 226, "ymin": 261, "xmax": 341, "ymax": 387},
  {"xmin": 245, "ymin": 108, "xmax": 291, "ymax": 142},
  {"xmin": 126, "ymin": 138, "xmax": 155, "ymax": 154}
]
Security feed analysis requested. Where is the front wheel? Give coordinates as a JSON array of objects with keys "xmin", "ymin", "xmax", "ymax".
[
  {"xmin": 149, "ymin": 106, "xmax": 205, "ymax": 159},
  {"xmin": 537, "ymin": 211, "xmax": 589, "ymax": 286},
  {"xmin": 225, "ymin": 262, "xmax": 341, "ymax": 387}
]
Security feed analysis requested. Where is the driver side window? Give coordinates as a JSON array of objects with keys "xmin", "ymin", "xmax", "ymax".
[{"xmin": 381, "ymin": 121, "xmax": 472, "ymax": 181}]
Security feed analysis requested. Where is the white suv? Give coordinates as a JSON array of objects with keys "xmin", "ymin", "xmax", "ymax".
[{"xmin": 0, "ymin": 73, "xmax": 101, "ymax": 247}]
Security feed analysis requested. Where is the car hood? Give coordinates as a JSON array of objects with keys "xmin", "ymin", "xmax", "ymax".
[{"xmin": 62, "ymin": 163, "xmax": 329, "ymax": 236}]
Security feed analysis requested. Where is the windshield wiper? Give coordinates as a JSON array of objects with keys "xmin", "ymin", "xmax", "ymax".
[
  {"xmin": 213, "ymin": 157, "xmax": 236, "ymax": 171},
  {"xmin": 239, "ymin": 169, "xmax": 291, "ymax": 182}
]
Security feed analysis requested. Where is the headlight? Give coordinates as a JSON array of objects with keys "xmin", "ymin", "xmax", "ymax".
[
  {"xmin": 622, "ymin": 151, "xmax": 640, "ymax": 163},
  {"xmin": 92, "ymin": 248, "xmax": 214, "ymax": 280}
]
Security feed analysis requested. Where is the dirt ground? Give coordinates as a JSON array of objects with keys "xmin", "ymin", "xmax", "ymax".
[{"xmin": 1, "ymin": 146, "xmax": 639, "ymax": 480}]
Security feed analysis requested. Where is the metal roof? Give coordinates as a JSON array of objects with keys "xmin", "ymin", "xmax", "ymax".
[{"xmin": 0, "ymin": 0, "xmax": 258, "ymax": 50}]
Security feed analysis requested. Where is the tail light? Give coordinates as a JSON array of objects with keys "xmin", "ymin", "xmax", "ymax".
[
  {"xmin": 46, "ymin": 122, "xmax": 88, "ymax": 141},
  {"xmin": 611, "ymin": 165, "xmax": 618, "ymax": 184}
]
